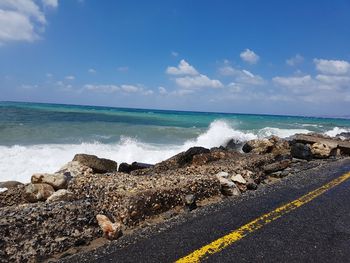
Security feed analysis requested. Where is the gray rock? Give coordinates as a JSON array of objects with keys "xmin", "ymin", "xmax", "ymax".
[
  {"xmin": 184, "ymin": 194, "xmax": 197, "ymax": 211},
  {"xmin": 0, "ymin": 181, "xmax": 23, "ymax": 189},
  {"xmin": 177, "ymin": 147, "xmax": 210, "ymax": 166},
  {"xmin": 57, "ymin": 161, "xmax": 93, "ymax": 177},
  {"xmin": 119, "ymin": 162, "xmax": 154, "ymax": 174},
  {"xmin": 73, "ymin": 154, "xmax": 118, "ymax": 173},
  {"xmin": 291, "ymin": 143, "xmax": 313, "ymax": 160},
  {"xmin": 24, "ymin": 183, "xmax": 55, "ymax": 202},
  {"xmin": 263, "ymin": 160, "xmax": 291, "ymax": 174},
  {"xmin": 46, "ymin": 189, "xmax": 75, "ymax": 203}
]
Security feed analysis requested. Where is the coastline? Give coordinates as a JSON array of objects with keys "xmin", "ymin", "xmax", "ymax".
[{"xmin": 1, "ymin": 132, "xmax": 350, "ymax": 261}]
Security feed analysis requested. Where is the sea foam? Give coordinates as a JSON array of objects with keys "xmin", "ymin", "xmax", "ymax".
[{"xmin": 0, "ymin": 119, "xmax": 319, "ymax": 183}]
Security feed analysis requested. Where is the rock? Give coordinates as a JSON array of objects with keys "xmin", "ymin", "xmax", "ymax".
[
  {"xmin": 336, "ymin": 132, "xmax": 350, "ymax": 140},
  {"xmin": 269, "ymin": 136, "xmax": 291, "ymax": 158},
  {"xmin": 73, "ymin": 154, "xmax": 118, "ymax": 173},
  {"xmin": 119, "ymin": 162, "xmax": 154, "ymax": 174},
  {"xmin": 46, "ymin": 189, "xmax": 75, "ymax": 203},
  {"xmin": 263, "ymin": 160, "xmax": 291, "ymax": 174},
  {"xmin": 291, "ymin": 143, "xmax": 312, "ymax": 160},
  {"xmin": 246, "ymin": 178, "xmax": 258, "ymax": 190},
  {"xmin": 217, "ymin": 177, "xmax": 240, "ymax": 196},
  {"xmin": 242, "ymin": 139, "xmax": 273, "ymax": 154},
  {"xmin": 311, "ymin": 142, "xmax": 332, "ymax": 159},
  {"xmin": 216, "ymin": 171, "xmax": 229, "ymax": 178},
  {"xmin": 184, "ymin": 194, "xmax": 197, "ymax": 211},
  {"xmin": 0, "ymin": 181, "xmax": 23, "ymax": 189},
  {"xmin": 223, "ymin": 139, "xmax": 242, "ymax": 151},
  {"xmin": 57, "ymin": 161, "xmax": 93, "ymax": 177},
  {"xmin": 230, "ymin": 174, "xmax": 247, "ymax": 184},
  {"xmin": 177, "ymin": 147, "xmax": 210, "ymax": 166},
  {"xmin": 96, "ymin": 214, "xmax": 122, "ymax": 240},
  {"xmin": 24, "ymin": 183, "xmax": 55, "ymax": 202},
  {"xmin": 31, "ymin": 173, "xmax": 70, "ymax": 190}
]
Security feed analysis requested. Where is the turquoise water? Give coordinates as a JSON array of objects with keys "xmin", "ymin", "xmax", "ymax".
[{"xmin": 0, "ymin": 101, "xmax": 350, "ymax": 182}]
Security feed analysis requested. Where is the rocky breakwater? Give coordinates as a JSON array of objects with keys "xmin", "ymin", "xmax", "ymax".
[{"xmin": 1, "ymin": 135, "xmax": 350, "ymax": 262}]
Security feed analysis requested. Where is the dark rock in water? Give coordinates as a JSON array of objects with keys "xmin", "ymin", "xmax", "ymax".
[
  {"xmin": 336, "ymin": 132, "xmax": 350, "ymax": 140},
  {"xmin": 73, "ymin": 154, "xmax": 118, "ymax": 173},
  {"xmin": 263, "ymin": 160, "xmax": 291, "ymax": 174},
  {"xmin": 184, "ymin": 194, "xmax": 197, "ymax": 211},
  {"xmin": 178, "ymin": 147, "xmax": 210, "ymax": 166},
  {"xmin": 0, "ymin": 181, "xmax": 23, "ymax": 189},
  {"xmin": 223, "ymin": 139, "xmax": 242, "ymax": 151},
  {"xmin": 118, "ymin": 162, "xmax": 154, "ymax": 174},
  {"xmin": 290, "ymin": 143, "xmax": 313, "ymax": 161}
]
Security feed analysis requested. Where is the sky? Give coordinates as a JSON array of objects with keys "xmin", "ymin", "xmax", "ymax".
[{"xmin": 0, "ymin": 0, "xmax": 350, "ymax": 116}]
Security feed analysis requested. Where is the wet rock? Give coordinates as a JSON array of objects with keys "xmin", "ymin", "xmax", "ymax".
[
  {"xmin": 184, "ymin": 194, "xmax": 197, "ymax": 211},
  {"xmin": 24, "ymin": 183, "xmax": 55, "ymax": 202},
  {"xmin": 0, "ymin": 181, "xmax": 23, "ymax": 189},
  {"xmin": 311, "ymin": 142, "xmax": 332, "ymax": 159},
  {"xmin": 223, "ymin": 139, "xmax": 242, "ymax": 151},
  {"xmin": 96, "ymin": 214, "xmax": 122, "ymax": 240},
  {"xmin": 177, "ymin": 147, "xmax": 210, "ymax": 166},
  {"xmin": 263, "ymin": 160, "xmax": 291, "ymax": 174},
  {"xmin": 73, "ymin": 154, "xmax": 118, "ymax": 173},
  {"xmin": 31, "ymin": 173, "xmax": 70, "ymax": 190},
  {"xmin": 291, "ymin": 143, "xmax": 312, "ymax": 160},
  {"xmin": 230, "ymin": 174, "xmax": 247, "ymax": 184},
  {"xmin": 242, "ymin": 139, "xmax": 274, "ymax": 154},
  {"xmin": 46, "ymin": 189, "xmax": 75, "ymax": 203}
]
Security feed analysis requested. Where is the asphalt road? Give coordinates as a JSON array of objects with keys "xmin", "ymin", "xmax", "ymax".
[{"xmin": 62, "ymin": 158, "xmax": 350, "ymax": 263}]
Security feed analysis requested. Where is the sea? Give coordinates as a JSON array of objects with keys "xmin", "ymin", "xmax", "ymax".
[{"xmin": 1, "ymin": 101, "xmax": 350, "ymax": 183}]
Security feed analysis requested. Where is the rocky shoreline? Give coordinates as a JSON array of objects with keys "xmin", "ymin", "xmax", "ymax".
[{"xmin": 1, "ymin": 132, "xmax": 350, "ymax": 262}]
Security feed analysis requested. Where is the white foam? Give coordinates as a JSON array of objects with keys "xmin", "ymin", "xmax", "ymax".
[
  {"xmin": 0, "ymin": 120, "xmax": 316, "ymax": 183},
  {"xmin": 257, "ymin": 127, "xmax": 311, "ymax": 138},
  {"xmin": 325, "ymin": 127, "xmax": 350, "ymax": 137}
]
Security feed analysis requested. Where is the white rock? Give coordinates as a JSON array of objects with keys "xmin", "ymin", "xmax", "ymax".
[
  {"xmin": 231, "ymin": 174, "xmax": 247, "ymax": 184},
  {"xmin": 217, "ymin": 177, "xmax": 235, "ymax": 187},
  {"xmin": 0, "ymin": 187, "xmax": 8, "ymax": 193},
  {"xmin": 31, "ymin": 173, "xmax": 69, "ymax": 190},
  {"xmin": 57, "ymin": 161, "xmax": 93, "ymax": 177},
  {"xmin": 216, "ymin": 171, "xmax": 229, "ymax": 178}
]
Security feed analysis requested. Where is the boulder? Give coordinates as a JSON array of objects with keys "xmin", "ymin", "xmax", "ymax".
[
  {"xmin": 263, "ymin": 160, "xmax": 291, "ymax": 174},
  {"xmin": 223, "ymin": 139, "xmax": 242, "ymax": 151},
  {"xmin": 230, "ymin": 174, "xmax": 247, "ymax": 184},
  {"xmin": 311, "ymin": 142, "xmax": 332, "ymax": 158},
  {"xmin": 291, "ymin": 143, "xmax": 313, "ymax": 160},
  {"xmin": 177, "ymin": 147, "xmax": 210, "ymax": 166},
  {"xmin": 96, "ymin": 214, "xmax": 122, "ymax": 240},
  {"xmin": 46, "ymin": 189, "xmax": 75, "ymax": 203},
  {"xmin": 336, "ymin": 132, "xmax": 350, "ymax": 140},
  {"xmin": 24, "ymin": 183, "xmax": 55, "ymax": 202},
  {"xmin": 119, "ymin": 162, "xmax": 154, "ymax": 174},
  {"xmin": 217, "ymin": 177, "xmax": 241, "ymax": 196},
  {"xmin": 73, "ymin": 154, "xmax": 118, "ymax": 173},
  {"xmin": 0, "ymin": 181, "xmax": 23, "ymax": 189},
  {"xmin": 31, "ymin": 173, "xmax": 69, "ymax": 190},
  {"xmin": 242, "ymin": 139, "xmax": 274, "ymax": 154},
  {"xmin": 57, "ymin": 161, "xmax": 93, "ymax": 177},
  {"xmin": 246, "ymin": 178, "xmax": 258, "ymax": 190},
  {"xmin": 269, "ymin": 136, "xmax": 291, "ymax": 158},
  {"xmin": 216, "ymin": 171, "xmax": 229, "ymax": 178}
]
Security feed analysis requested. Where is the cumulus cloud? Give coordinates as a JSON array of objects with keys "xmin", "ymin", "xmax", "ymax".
[
  {"xmin": 286, "ymin": 54, "xmax": 304, "ymax": 66},
  {"xmin": 42, "ymin": 0, "xmax": 58, "ymax": 8},
  {"xmin": 219, "ymin": 65, "xmax": 265, "ymax": 86},
  {"xmin": 158, "ymin": 86, "xmax": 167, "ymax": 95},
  {"xmin": 84, "ymin": 84, "xmax": 119, "ymax": 93},
  {"xmin": 272, "ymin": 75, "xmax": 313, "ymax": 89},
  {"xmin": 166, "ymin": 59, "xmax": 199, "ymax": 76},
  {"xmin": 314, "ymin": 58, "xmax": 350, "ymax": 75},
  {"xmin": 65, "ymin": 75, "xmax": 75, "ymax": 80},
  {"xmin": 240, "ymin": 49, "xmax": 260, "ymax": 64},
  {"xmin": 0, "ymin": 0, "xmax": 58, "ymax": 44},
  {"xmin": 175, "ymin": 74, "xmax": 223, "ymax": 89}
]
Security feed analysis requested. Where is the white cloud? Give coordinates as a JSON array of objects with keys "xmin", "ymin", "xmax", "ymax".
[
  {"xmin": 120, "ymin": 84, "xmax": 139, "ymax": 93},
  {"xmin": 240, "ymin": 49, "xmax": 260, "ymax": 64},
  {"xmin": 84, "ymin": 84, "xmax": 119, "ymax": 93},
  {"xmin": 83, "ymin": 83, "xmax": 152, "ymax": 95},
  {"xmin": 88, "ymin": 68, "xmax": 96, "ymax": 74},
  {"xmin": 219, "ymin": 65, "xmax": 265, "ymax": 86},
  {"xmin": 175, "ymin": 74, "xmax": 223, "ymax": 89},
  {"xmin": 166, "ymin": 59, "xmax": 199, "ymax": 76},
  {"xmin": 65, "ymin": 75, "xmax": 75, "ymax": 80},
  {"xmin": 0, "ymin": 0, "xmax": 58, "ymax": 44},
  {"xmin": 171, "ymin": 51, "xmax": 178, "ymax": 57},
  {"xmin": 272, "ymin": 75, "xmax": 313, "ymax": 89},
  {"xmin": 314, "ymin": 58, "xmax": 350, "ymax": 75},
  {"xmin": 158, "ymin": 86, "xmax": 167, "ymax": 95},
  {"xmin": 42, "ymin": 0, "xmax": 58, "ymax": 8},
  {"xmin": 286, "ymin": 54, "xmax": 304, "ymax": 66}
]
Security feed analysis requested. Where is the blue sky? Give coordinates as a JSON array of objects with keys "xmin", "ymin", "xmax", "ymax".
[{"xmin": 1, "ymin": 0, "xmax": 350, "ymax": 116}]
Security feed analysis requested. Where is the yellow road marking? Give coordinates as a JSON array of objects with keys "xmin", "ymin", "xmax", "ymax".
[{"xmin": 176, "ymin": 172, "xmax": 350, "ymax": 263}]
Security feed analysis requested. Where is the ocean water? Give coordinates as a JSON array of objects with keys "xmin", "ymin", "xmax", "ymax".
[{"xmin": 1, "ymin": 101, "xmax": 350, "ymax": 183}]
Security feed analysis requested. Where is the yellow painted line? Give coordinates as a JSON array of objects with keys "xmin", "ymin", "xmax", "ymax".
[{"xmin": 176, "ymin": 172, "xmax": 350, "ymax": 263}]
